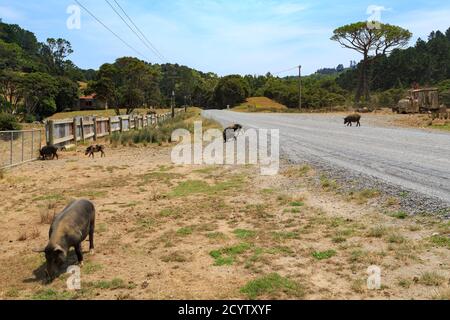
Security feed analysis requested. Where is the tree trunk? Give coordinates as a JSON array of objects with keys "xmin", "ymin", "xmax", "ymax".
[
  {"xmin": 355, "ymin": 52, "xmax": 371, "ymax": 104},
  {"xmin": 362, "ymin": 52, "xmax": 371, "ymax": 103}
]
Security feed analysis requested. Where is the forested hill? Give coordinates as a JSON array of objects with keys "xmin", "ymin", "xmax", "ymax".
[{"xmin": 337, "ymin": 28, "xmax": 450, "ymax": 92}]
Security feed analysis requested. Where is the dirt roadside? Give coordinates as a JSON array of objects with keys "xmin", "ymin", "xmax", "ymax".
[{"xmin": 0, "ymin": 141, "xmax": 448, "ymax": 300}]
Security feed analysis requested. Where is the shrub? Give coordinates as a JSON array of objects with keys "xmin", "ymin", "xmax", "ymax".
[
  {"xmin": 110, "ymin": 113, "xmax": 191, "ymax": 146},
  {"xmin": 0, "ymin": 113, "xmax": 22, "ymax": 131}
]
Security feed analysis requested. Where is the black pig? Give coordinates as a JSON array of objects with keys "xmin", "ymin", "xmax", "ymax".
[
  {"xmin": 35, "ymin": 199, "xmax": 96, "ymax": 279},
  {"xmin": 223, "ymin": 124, "xmax": 243, "ymax": 142},
  {"xmin": 344, "ymin": 114, "xmax": 361, "ymax": 127},
  {"xmin": 40, "ymin": 145, "xmax": 59, "ymax": 160}
]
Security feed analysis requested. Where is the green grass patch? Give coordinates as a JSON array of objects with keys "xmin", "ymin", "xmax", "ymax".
[
  {"xmin": 419, "ymin": 272, "xmax": 446, "ymax": 287},
  {"xmin": 83, "ymin": 262, "xmax": 103, "ymax": 275},
  {"xmin": 290, "ymin": 201, "xmax": 305, "ymax": 207},
  {"xmin": 194, "ymin": 166, "xmax": 219, "ymax": 175},
  {"xmin": 160, "ymin": 208, "xmax": 179, "ymax": 218},
  {"xmin": 177, "ymin": 227, "xmax": 194, "ymax": 236},
  {"xmin": 4, "ymin": 288, "xmax": 20, "ymax": 298},
  {"xmin": 210, "ymin": 243, "xmax": 252, "ymax": 266},
  {"xmin": 389, "ymin": 211, "xmax": 408, "ymax": 219},
  {"xmin": 272, "ymin": 231, "xmax": 299, "ymax": 241},
  {"xmin": 206, "ymin": 232, "xmax": 226, "ymax": 240},
  {"xmin": 240, "ymin": 273, "xmax": 304, "ymax": 299},
  {"xmin": 139, "ymin": 172, "xmax": 184, "ymax": 186},
  {"xmin": 388, "ymin": 233, "xmax": 406, "ymax": 244},
  {"xmin": 312, "ymin": 250, "xmax": 337, "ymax": 260},
  {"xmin": 368, "ymin": 226, "xmax": 389, "ymax": 238},
  {"xmin": 429, "ymin": 235, "xmax": 450, "ymax": 248},
  {"xmin": 31, "ymin": 289, "xmax": 76, "ymax": 300},
  {"xmin": 431, "ymin": 124, "xmax": 450, "ymax": 131},
  {"xmin": 320, "ymin": 175, "xmax": 339, "ymax": 191},
  {"xmin": 89, "ymin": 278, "xmax": 135, "ymax": 290},
  {"xmin": 170, "ymin": 177, "xmax": 244, "ymax": 197},
  {"xmin": 233, "ymin": 229, "xmax": 257, "ymax": 240},
  {"xmin": 137, "ymin": 218, "xmax": 155, "ymax": 229}
]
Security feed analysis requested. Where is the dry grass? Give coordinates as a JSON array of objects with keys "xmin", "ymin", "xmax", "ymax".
[
  {"xmin": 0, "ymin": 142, "xmax": 448, "ymax": 300},
  {"xmin": 233, "ymin": 97, "xmax": 289, "ymax": 113}
]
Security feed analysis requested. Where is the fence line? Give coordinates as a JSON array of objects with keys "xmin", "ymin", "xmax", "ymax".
[
  {"xmin": 46, "ymin": 109, "xmax": 185, "ymax": 147},
  {"xmin": 0, "ymin": 129, "xmax": 44, "ymax": 169}
]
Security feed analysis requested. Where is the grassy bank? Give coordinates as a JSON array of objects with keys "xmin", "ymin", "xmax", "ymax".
[{"xmin": 110, "ymin": 108, "xmax": 221, "ymax": 147}]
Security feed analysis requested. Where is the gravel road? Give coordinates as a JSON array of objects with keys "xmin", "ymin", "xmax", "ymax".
[{"xmin": 203, "ymin": 110, "xmax": 450, "ymax": 214}]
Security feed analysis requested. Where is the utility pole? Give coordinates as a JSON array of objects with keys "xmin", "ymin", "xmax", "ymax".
[
  {"xmin": 171, "ymin": 90, "xmax": 175, "ymax": 118},
  {"xmin": 298, "ymin": 65, "xmax": 302, "ymax": 112}
]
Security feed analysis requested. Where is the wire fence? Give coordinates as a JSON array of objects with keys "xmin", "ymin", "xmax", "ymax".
[{"xmin": 0, "ymin": 130, "xmax": 44, "ymax": 169}]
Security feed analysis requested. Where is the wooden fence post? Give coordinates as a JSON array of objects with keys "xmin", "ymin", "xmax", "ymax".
[
  {"xmin": 109, "ymin": 117, "xmax": 113, "ymax": 135},
  {"xmin": 80, "ymin": 118, "xmax": 85, "ymax": 143},
  {"xmin": 48, "ymin": 120, "xmax": 55, "ymax": 146},
  {"xmin": 119, "ymin": 117, "xmax": 124, "ymax": 132},
  {"xmin": 93, "ymin": 117, "xmax": 97, "ymax": 141},
  {"xmin": 73, "ymin": 118, "xmax": 78, "ymax": 146}
]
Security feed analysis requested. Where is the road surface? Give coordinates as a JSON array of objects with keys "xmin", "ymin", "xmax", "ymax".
[{"xmin": 203, "ymin": 110, "xmax": 450, "ymax": 207}]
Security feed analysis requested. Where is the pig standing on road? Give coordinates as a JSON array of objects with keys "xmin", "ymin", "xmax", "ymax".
[
  {"xmin": 223, "ymin": 124, "xmax": 243, "ymax": 142},
  {"xmin": 34, "ymin": 199, "xmax": 96, "ymax": 280},
  {"xmin": 344, "ymin": 114, "xmax": 362, "ymax": 127}
]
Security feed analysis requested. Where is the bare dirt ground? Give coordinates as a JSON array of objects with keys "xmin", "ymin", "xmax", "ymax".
[{"xmin": 0, "ymin": 142, "xmax": 449, "ymax": 300}]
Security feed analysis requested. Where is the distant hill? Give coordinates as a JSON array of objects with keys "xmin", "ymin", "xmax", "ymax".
[{"xmin": 233, "ymin": 97, "xmax": 289, "ymax": 113}]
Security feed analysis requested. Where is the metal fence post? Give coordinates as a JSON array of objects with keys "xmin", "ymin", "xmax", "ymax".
[
  {"xmin": 10, "ymin": 132, "xmax": 13, "ymax": 166},
  {"xmin": 31, "ymin": 130, "xmax": 34, "ymax": 160},
  {"xmin": 21, "ymin": 132, "xmax": 24, "ymax": 162}
]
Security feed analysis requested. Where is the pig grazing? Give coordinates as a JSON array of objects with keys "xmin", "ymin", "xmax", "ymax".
[
  {"xmin": 344, "ymin": 114, "xmax": 362, "ymax": 127},
  {"xmin": 40, "ymin": 145, "xmax": 59, "ymax": 160},
  {"xmin": 223, "ymin": 124, "xmax": 243, "ymax": 142},
  {"xmin": 35, "ymin": 199, "xmax": 96, "ymax": 279}
]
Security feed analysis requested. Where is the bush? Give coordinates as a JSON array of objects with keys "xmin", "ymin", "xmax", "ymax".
[
  {"xmin": 0, "ymin": 113, "xmax": 22, "ymax": 131},
  {"xmin": 23, "ymin": 114, "xmax": 36, "ymax": 123},
  {"xmin": 110, "ymin": 113, "xmax": 191, "ymax": 147},
  {"xmin": 377, "ymin": 88, "xmax": 406, "ymax": 108}
]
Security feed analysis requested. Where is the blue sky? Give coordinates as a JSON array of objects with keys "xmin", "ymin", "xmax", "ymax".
[{"xmin": 1, "ymin": 0, "xmax": 449, "ymax": 75}]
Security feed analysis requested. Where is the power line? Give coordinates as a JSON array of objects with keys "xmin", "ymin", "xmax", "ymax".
[
  {"xmin": 74, "ymin": 0, "xmax": 150, "ymax": 61},
  {"xmin": 112, "ymin": 0, "xmax": 166, "ymax": 62},
  {"xmin": 272, "ymin": 66, "xmax": 298, "ymax": 76},
  {"xmin": 104, "ymin": 0, "xmax": 164, "ymax": 62}
]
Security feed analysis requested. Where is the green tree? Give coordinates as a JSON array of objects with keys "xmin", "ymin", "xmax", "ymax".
[
  {"xmin": 55, "ymin": 77, "xmax": 79, "ymax": 112},
  {"xmin": 39, "ymin": 38, "xmax": 74, "ymax": 75},
  {"xmin": 213, "ymin": 75, "xmax": 250, "ymax": 109},
  {"xmin": 331, "ymin": 22, "xmax": 411, "ymax": 103},
  {"xmin": 0, "ymin": 70, "xmax": 23, "ymax": 113},
  {"xmin": 89, "ymin": 57, "xmax": 161, "ymax": 115},
  {"xmin": 19, "ymin": 72, "xmax": 58, "ymax": 119}
]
